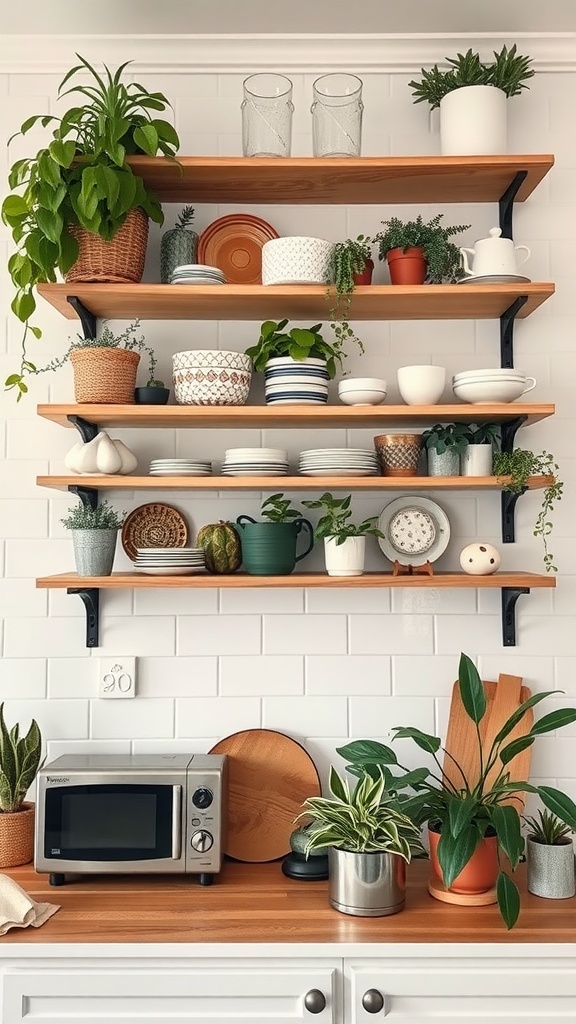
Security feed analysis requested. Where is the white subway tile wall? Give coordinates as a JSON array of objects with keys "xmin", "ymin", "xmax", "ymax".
[{"xmin": 0, "ymin": 62, "xmax": 573, "ymax": 791}]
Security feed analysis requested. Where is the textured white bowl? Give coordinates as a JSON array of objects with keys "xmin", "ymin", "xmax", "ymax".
[
  {"xmin": 453, "ymin": 378, "xmax": 535, "ymax": 403},
  {"xmin": 172, "ymin": 349, "xmax": 252, "ymax": 406},
  {"xmin": 262, "ymin": 236, "xmax": 335, "ymax": 285},
  {"xmin": 339, "ymin": 389, "xmax": 387, "ymax": 406}
]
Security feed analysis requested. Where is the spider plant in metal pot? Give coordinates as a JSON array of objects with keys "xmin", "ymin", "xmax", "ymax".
[{"xmin": 297, "ymin": 765, "xmax": 424, "ymax": 917}]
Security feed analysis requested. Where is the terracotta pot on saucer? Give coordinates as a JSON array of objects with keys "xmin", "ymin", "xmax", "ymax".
[{"xmin": 428, "ymin": 824, "xmax": 499, "ymax": 895}]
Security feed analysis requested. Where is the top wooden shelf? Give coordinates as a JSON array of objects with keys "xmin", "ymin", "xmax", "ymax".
[{"xmin": 125, "ymin": 155, "xmax": 554, "ymax": 205}]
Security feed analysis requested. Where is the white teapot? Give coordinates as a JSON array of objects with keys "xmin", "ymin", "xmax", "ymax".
[{"xmin": 460, "ymin": 227, "xmax": 531, "ymax": 279}]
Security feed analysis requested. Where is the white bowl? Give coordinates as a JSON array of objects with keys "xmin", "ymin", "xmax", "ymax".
[
  {"xmin": 338, "ymin": 377, "xmax": 387, "ymax": 392},
  {"xmin": 397, "ymin": 365, "xmax": 446, "ymax": 405},
  {"xmin": 339, "ymin": 389, "xmax": 387, "ymax": 407},
  {"xmin": 453, "ymin": 377, "xmax": 536, "ymax": 403},
  {"xmin": 453, "ymin": 367, "xmax": 529, "ymax": 380},
  {"xmin": 262, "ymin": 236, "xmax": 335, "ymax": 285},
  {"xmin": 172, "ymin": 349, "xmax": 252, "ymax": 406}
]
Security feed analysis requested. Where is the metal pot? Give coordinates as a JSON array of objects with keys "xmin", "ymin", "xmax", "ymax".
[{"xmin": 328, "ymin": 848, "xmax": 406, "ymax": 917}]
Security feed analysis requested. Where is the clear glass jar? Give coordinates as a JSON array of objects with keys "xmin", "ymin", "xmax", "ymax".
[
  {"xmin": 241, "ymin": 74, "xmax": 294, "ymax": 158},
  {"xmin": 311, "ymin": 74, "xmax": 364, "ymax": 158}
]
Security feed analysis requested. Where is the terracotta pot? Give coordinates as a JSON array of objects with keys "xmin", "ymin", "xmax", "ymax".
[
  {"xmin": 386, "ymin": 246, "xmax": 427, "ymax": 285},
  {"xmin": 0, "ymin": 803, "xmax": 35, "ymax": 868},
  {"xmin": 352, "ymin": 258, "xmax": 374, "ymax": 285},
  {"xmin": 428, "ymin": 824, "xmax": 499, "ymax": 895}
]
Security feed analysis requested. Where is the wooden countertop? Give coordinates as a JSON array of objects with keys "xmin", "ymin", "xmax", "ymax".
[{"xmin": 1, "ymin": 860, "xmax": 574, "ymax": 945}]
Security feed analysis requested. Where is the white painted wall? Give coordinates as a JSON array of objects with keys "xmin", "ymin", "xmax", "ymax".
[{"xmin": 0, "ymin": 36, "xmax": 575, "ymax": 802}]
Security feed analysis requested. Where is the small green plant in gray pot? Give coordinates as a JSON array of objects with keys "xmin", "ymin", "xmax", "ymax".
[
  {"xmin": 421, "ymin": 423, "xmax": 469, "ymax": 476},
  {"xmin": 524, "ymin": 808, "xmax": 575, "ymax": 900},
  {"xmin": 160, "ymin": 205, "xmax": 198, "ymax": 283},
  {"xmin": 62, "ymin": 500, "xmax": 126, "ymax": 577},
  {"xmin": 297, "ymin": 765, "xmax": 423, "ymax": 917},
  {"xmin": 236, "ymin": 494, "xmax": 314, "ymax": 576}
]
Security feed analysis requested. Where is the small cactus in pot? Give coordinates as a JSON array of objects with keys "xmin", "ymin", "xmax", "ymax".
[{"xmin": 160, "ymin": 205, "xmax": 198, "ymax": 283}]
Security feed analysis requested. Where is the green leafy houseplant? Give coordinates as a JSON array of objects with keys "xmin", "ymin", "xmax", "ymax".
[
  {"xmin": 524, "ymin": 808, "xmax": 573, "ymax": 846},
  {"xmin": 303, "ymin": 492, "xmax": 383, "ymax": 545},
  {"xmin": 61, "ymin": 499, "xmax": 126, "ymax": 531},
  {"xmin": 421, "ymin": 423, "xmax": 469, "ymax": 455},
  {"xmin": 327, "ymin": 235, "xmax": 372, "ymax": 360},
  {"xmin": 464, "ymin": 423, "xmax": 501, "ymax": 447},
  {"xmin": 337, "ymin": 652, "xmax": 576, "ymax": 929},
  {"xmin": 2, "ymin": 54, "xmax": 180, "ymax": 398},
  {"xmin": 492, "ymin": 449, "xmax": 563, "ymax": 572},
  {"xmin": 409, "ymin": 45, "xmax": 535, "ymax": 109},
  {"xmin": 0, "ymin": 703, "xmax": 43, "ymax": 814},
  {"xmin": 374, "ymin": 214, "xmax": 470, "ymax": 283},
  {"xmin": 245, "ymin": 319, "xmax": 344, "ymax": 379},
  {"xmin": 260, "ymin": 493, "xmax": 302, "ymax": 524}
]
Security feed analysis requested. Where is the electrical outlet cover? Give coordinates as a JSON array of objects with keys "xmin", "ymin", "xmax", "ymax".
[{"xmin": 98, "ymin": 657, "xmax": 137, "ymax": 699}]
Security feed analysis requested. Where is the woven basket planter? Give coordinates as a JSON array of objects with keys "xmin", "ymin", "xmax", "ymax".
[
  {"xmin": 70, "ymin": 348, "xmax": 140, "ymax": 404},
  {"xmin": 0, "ymin": 803, "xmax": 35, "ymax": 868},
  {"xmin": 66, "ymin": 208, "xmax": 149, "ymax": 284}
]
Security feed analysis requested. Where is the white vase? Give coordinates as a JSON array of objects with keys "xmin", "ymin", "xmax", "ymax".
[
  {"xmin": 440, "ymin": 86, "xmax": 507, "ymax": 156},
  {"xmin": 462, "ymin": 444, "xmax": 493, "ymax": 476},
  {"xmin": 324, "ymin": 536, "xmax": 365, "ymax": 577}
]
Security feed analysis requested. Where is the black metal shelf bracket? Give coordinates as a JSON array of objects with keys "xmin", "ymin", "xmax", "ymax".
[
  {"xmin": 67, "ymin": 414, "xmax": 99, "ymax": 442},
  {"xmin": 501, "ymin": 586, "xmax": 530, "ymax": 646},
  {"xmin": 498, "ymin": 171, "xmax": 528, "ymax": 240},
  {"xmin": 67, "ymin": 295, "xmax": 97, "ymax": 340},
  {"xmin": 67, "ymin": 485, "xmax": 99, "ymax": 510},
  {"xmin": 500, "ymin": 414, "xmax": 527, "ymax": 454},
  {"xmin": 501, "ymin": 487, "xmax": 527, "ymax": 544},
  {"xmin": 67, "ymin": 588, "xmax": 100, "ymax": 648},
  {"xmin": 500, "ymin": 296, "xmax": 528, "ymax": 369}
]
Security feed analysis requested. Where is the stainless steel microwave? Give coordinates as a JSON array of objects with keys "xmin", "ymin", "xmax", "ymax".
[{"xmin": 35, "ymin": 754, "xmax": 227, "ymax": 886}]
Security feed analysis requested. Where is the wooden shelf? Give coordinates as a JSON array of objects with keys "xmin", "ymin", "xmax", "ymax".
[
  {"xmin": 37, "ymin": 282, "xmax": 554, "ymax": 323},
  {"xmin": 37, "ymin": 402, "xmax": 555, "ymax": 430},
  {"xmin": 37, "ymin": 474, "xmax": 552, "ymax": 492},
  {"xmin": 125, "ymin": 155, "xmax": 554, "ymax": 205}
]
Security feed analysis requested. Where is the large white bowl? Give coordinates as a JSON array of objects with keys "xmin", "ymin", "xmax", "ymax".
[
  {"xmin": 172, "ymin": 349, "xmax": 252, "ymax": 406},
  {"xmin": 453, "ymin": 377, "xmax": 536, "ymax": 403},
  {"xmin": 453, "ymin": 367, "xmax": 529, "ymax": 381},
  {"xmin": 397, "ymin": 365, "xmax": 446, "ymax": 405},
  {"xmin": 262, "ymin": 236, "xmax": 335, "ymax": 285}
]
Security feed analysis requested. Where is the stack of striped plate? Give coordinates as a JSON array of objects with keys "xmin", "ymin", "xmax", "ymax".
[
  {"xmin": 222, "ymin": 448, "xmax": 289, "ymax": 477},
  {"xmin": 149, "ymin": 459, "xmax": 212, "ymax": 477},
  {"xmin": 264, "ymin": 357, "xmax": 330, "ymax": 405},
  {"xmin": 298, "ymin": 448, "xmax": 380, "ymax": 477},
  {"xmin": 133, "ymin": 547, "xmax": 207, "ymax": 576}
]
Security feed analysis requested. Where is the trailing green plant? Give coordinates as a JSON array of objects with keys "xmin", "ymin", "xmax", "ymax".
[
  {"xmin": 409, "ymin": 45, "xmax": 535, "ymax": 110},
  {"xmin": 524, "ymin": 807, "xmax": 573, "ymax": 846},
  {"xmin": 0, "ymin": 703, "xmax": 43, "ymax": 813},
  {"xmin": 337, "ymin": 651, "xmax": 576, "ymax": 929},
  {"xmin": 296, "ymin": 765, "xmax": 424, "ymax": 859},
  {"xmin": 2, "ymin": 54, "xmax": 180, "ymax": 399},
  {"xmin": 492, "ymin": 449, "xmax": 563, "ymax": 572},
  {"xmin": 373, "ymin": 214, "xmax": 470, "ymax": 283},
  {"xmin": 464, "ymin": 423, "xmax": 501, "ymax": 447},
  {"xmin": 421, "ymin": 423, "xmax": 469, "ymax": 455},
  {"xmin": 327, "ymin": 235, "xmax": 371, "ymax": 360},
  {"xmin": 174, "ymin": 205, "xmax": 195, "ymax": 229},
  {"xmin": 259, "ymin": 493, "xmax": 302, "ymax": 524},
  {"xmin": 245, "ymin": 319, "xmax": 343, "ymax": 379},
  {"xmin": 61, "ymin": 499, "xmax": 126, "ymax": 530},
  {"xmin": 302, "ymin": 492, "xmax": 383, "ymax": 545}
]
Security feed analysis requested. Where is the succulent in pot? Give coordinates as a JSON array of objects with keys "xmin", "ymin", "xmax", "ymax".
[
  {"xmin": 302, "ymin": 492, "xmax": 383, "ymax": 577},
  {"xmin": 374, "ymin": 214, "xmax": 470, "ymax": 285},
  {"xmin": 421, "ymin": 423, "xmax": 469, "ymax": 477},
  {"xmin": 134, "ymin": 345, "xmax": 170, "ymax": 405},
  {"xmin": 61, "ymin": 499, "xmax": 126, "ymax": 577},
  {"xmin": 524, "ymin": 807, "xmax": 575, "ymax": 900},
  {"xmin": 493, "ymin": 448, "xmax": 563, "ymax": 572},
  {"xmin": 160, "ymin": 205, "xmax": 197, "ymax": 283},
  {"xmin": 0, "ymin": 703, "xmax": 43, "ymax": 868},
  {"xmin": 236, "ymin": 494, "xmax": 314, "ymax": 576}
]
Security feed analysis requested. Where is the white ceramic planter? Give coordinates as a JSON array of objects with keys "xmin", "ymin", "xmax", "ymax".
[
  {"xmin": 527, "ymin": 836, "xmax": 576, "ymax": 899},
  {"xmin": 324, "ymin": 536, "xmax": 365, "ymax": 577},
  {"xmin": 262, "ymin": 236, "xmax": 335, "ymax": 285},
  {"xmin": 264, "ymin": 357, "xmax": 329, "ymax": 405},
  {"xmin": 440, "ymin": 86, "xmax": 507, "ymax": 156},
  {"xmin": 462, "ymin": 444, "xmax": 493, "ymax": 476}
]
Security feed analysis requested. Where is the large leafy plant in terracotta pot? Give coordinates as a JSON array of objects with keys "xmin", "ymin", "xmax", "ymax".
[{"xmin": 0, "ymin": 704, "xmax": 43, "ymax": 868}]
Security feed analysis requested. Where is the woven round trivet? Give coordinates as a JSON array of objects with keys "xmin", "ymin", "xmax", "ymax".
[{"xmin": 121, "ymin": 503, "xmax": 189, "ymax": 561}]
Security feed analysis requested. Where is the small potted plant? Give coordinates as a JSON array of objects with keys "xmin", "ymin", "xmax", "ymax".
[
  {"xmin": 374, "ymin": 214, "xmax": 470, "ymax": 285},
  {"xmin": 524, "ymin": 808, "xmax": 575, "ymax": 900},
  {"xmin": 160, "ymin": 205, "xmax": 197, "ymax": 283},
  {"xmin": 62, "ymin": 499, "xmax": 126, "ymax": 577},
  {"xmin": 493, "ymin": 448, "xmax": 563, "ymax": 572},
  {"xmin": 338, "ymin": 651, "xmax": 576, "ymax": 929},
  {"xmin": 135, "ymin": 347, "xmax": 170, "ymax": 405},
  {"xmin": 302, "ymin": 492, "xmax": 383, "ymax": 576},
  {"xmin": 297, "ymin": 765, "xmax": 424, "ymax": 917},
  {"xmin": 326, "ymin": 234, "xmax": 372, "ymax": 363},
  {"xmin": 421, "ymin": 423, "xmax": 469, "ymax": 476},
  {"xmin": 462, "ymin": 423, "xmax": 500, "ymax": 476},
  {"xmin": 409, "ymin": 44, "xmax": 534, "ymax": 155},
  {"xmin": 0, "ymin": 704, "xmax": 43, "ymax": 868},
  {"xmin": 236, "ymin": 494, "xmax": 314, "ymax": 575},
  {"xmin": 245, "ymin": 319, "xmax": 344, "ymax": 405}
]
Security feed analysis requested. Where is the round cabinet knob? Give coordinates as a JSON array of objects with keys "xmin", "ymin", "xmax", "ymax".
[
  {"xmin": 362, "ymin": 989, "xmax": 385, "ymax": 1014},
  {"xmin": 190, "ymin": 830, "xmax": 213, "ymax": 852},
  {"xmin": 192, "ymin": 787, "xmax": 213, "ymax": 809},
  {"xmin": 304, "ymin": 989, "xmax": 326, "ymax": 1014}
]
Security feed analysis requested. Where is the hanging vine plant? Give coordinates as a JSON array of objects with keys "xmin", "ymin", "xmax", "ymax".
[
  {"xmin": 326, "ymin": 235, "xmax": 372, "ymax": 362},
  {"xmin": 493, "ymin": 448, "xmax": 563, "ymax": 572}
]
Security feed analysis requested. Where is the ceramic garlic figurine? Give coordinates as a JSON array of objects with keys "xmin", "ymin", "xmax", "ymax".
[{"xmin": 65, "ymin": 432, "xmax": 137, "ymax": 475}]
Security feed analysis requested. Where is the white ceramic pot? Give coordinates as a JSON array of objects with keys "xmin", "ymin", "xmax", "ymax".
[
  {"xmin": 462, "ymin": 444, "xmax": 493, "ymax": 476},
  {"xmin": 459, "ymin": 542, "xmax": 501, "ymax": 575},
  {"xmin": 440, "ymin": 85, "xmax": 507, "ymax": 156},
  {"xmin": 527, "ymin": 837, "xmax": 576, "ymax": 899},
  {"xmin": 264, "ymin": 357, "xmax": 329, "ymax": 405},
  {"xmin": 324, "ymin": 536, "xmax": 365, "ymax": 577},
  {"xmin": 397, "ymin": 365, "xmax": 446, "ymax": 405},
  {"xmin": 172, "ymin": 350, "xmax": 252, "ymax": 406},
  {"xmin": 262, "ymin": 236, "xmax": 335, "ymax": 285}
]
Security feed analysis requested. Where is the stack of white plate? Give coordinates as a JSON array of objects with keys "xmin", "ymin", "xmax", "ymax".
[
  {"xmin": 149, "ymin": 459, "xmax": 212, "ymax": 476},
  {"xmin": 170, "ymin": 264, "xmax": 226, "ymax": 286},
  {"xmin": 133, "ymin": 547, "xmax": 207, "ymax": 576},
  {"xmin": 452, "ymin": 368, "xmax": 535, "ymax": 404},
  {"xmin": 298, "ymin": 448, "xmax": 380, "ymax": 477},
  {"xmin": 222, "ymin": 447, "xmax": 289, "ymax": 477}
]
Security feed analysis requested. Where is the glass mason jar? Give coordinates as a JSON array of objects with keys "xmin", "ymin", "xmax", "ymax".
[
  {"xmin": 242, "ymin": 74, "xmax": 294, "ymax": 157},
  {"xmin": 311, "ymin": 74, "xmax": 364, "ymax": 157}
]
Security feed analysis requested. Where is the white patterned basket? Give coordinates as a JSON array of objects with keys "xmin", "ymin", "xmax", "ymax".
[
  {"xmin": 262, "ymin": 236, "xmax": 335, "ymax": 285},
  {"xmin": 172, "ymin": 350, "xmax": 252, "ymax": 406}
]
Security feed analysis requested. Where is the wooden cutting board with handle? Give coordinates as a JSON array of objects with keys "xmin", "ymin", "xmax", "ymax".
[
  {"xmin": 209, "ymin": 729, "xmax": 321, "ymax": 863},
  {"xmin": 443, "ymin": 673, "xmax": 533, "ymax": 808}
]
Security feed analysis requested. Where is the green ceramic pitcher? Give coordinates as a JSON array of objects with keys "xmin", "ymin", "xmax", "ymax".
[{"xmin": 236, "ymin": 516, "xmax": 314, "ymax": 575}]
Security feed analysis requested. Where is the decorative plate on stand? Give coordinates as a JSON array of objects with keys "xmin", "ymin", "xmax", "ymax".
[
  {"xmin": 377, "ymin": 496, "xmax": 450, "ymax": 567},
  {"xmin": 121, "ymin": 503, "xmax": 189, "ymax": 561}
]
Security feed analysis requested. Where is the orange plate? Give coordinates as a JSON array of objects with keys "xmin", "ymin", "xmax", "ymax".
[{"xmin": 198, "ymin": 214, "xmax": 279, "ymax": 284}]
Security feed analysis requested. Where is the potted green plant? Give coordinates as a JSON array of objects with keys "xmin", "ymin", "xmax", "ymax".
[
  {"xmin": 327, "ymin": 235, "xmax": 372, "ymax": 361},
  {"xmin": 337, "ymin": 651, "xmax": 576, "ymax": 929},
  {"xmin": 462, "ymin": 423, "xmax": 500, "ymax": 477},
  {"xmin": 245, "ymin": 319, "xmax": 344, "ymax": 405},
  {"xmin": 134, "ymin": 347, "xmax": 170, "ymax": 405},
  {"xmin": 421, "ymin": 423, "xmax": 469, "ymax": 476},
  {"xmin": 0, "ymin": 703, "xmax": 43, "ymax": 868},
  {"xmin": 297, "ymin": 765, "xmax": 424, "ymax": 917},
  {"xmin": 236, "ymin": 494, "xmax": 314, "ymax": 575},
  {"xmin": 524, "ymin": 808, "xmax": 575, "ymax": 900},
  {"xmin": 302, "ymin": 492, "xmax": 383, "ymax": 577},
  {"xmin": 160, "ymin": 205, "xmax": 198, "ymax": 283},
  {"xmin": 374, "ymin": 214, "xmax": 470, "ymax": 285},
  {"xmin": 409, "ymin": 44, "xmax": 534, "ymax": 155},
  {"xmin": 492, "ymin": 448, "xmax": 563, "ymax": 572},
  {"xmin": 2, "ymin": 54, "xmax": 180, "ymax": 400},
  {"xmin": 62, "ymin": 499, "xmax": 126, "ymax": 577}
]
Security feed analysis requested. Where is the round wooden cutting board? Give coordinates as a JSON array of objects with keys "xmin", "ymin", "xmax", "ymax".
[{"xmin": 209, "ymin": 729, "xmax": 321, "ymax": 863}]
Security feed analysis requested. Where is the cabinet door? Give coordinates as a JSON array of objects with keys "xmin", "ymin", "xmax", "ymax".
[
  {"xmin": 347, "ymin": 958, "xmax": 576, "ymax": 1023},
  {"xmin": 3, "ymin": 964, "xmax": 338, "ymax": 1024}
]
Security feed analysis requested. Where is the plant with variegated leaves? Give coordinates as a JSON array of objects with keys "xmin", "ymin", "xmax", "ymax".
[{"xmin": 0, "ymin": 704, "xmax": 43, "ymax": 813}]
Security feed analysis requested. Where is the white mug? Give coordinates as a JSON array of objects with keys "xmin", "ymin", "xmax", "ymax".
[
  {"xmin": 397, "ymin": 365, "xmax": 446, "ymax": 405},
  {"xmin": 460, "ymin": 227, "xmax": 531, "ymax": 278}
]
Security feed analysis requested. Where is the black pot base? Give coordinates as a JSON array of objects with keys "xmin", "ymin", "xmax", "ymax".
[{"xmin": 281, "ymin": 852, "xmax": 329, "ymax": 881}]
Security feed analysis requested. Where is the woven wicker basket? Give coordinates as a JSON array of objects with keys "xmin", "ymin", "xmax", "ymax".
[
  {"xmin": 0, "ymin": 803, "xmax": 35, "ymax": 868},
  {"xmin": 66, "ymin": 208, "xmax": 149, "ymax": 283},
  {"xmin": 71, "ymin": 348, "xmax": 140, "ymax": 404}
]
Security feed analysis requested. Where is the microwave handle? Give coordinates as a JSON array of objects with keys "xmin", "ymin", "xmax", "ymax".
[{"xmin": 172, "ymin": 785, "xmax": 182, "ymax": 859}]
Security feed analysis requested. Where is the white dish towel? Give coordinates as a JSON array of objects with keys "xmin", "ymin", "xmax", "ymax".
[{"xmin": 0, "ymin": 873, "xmax": 60, "ymax": 935}]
